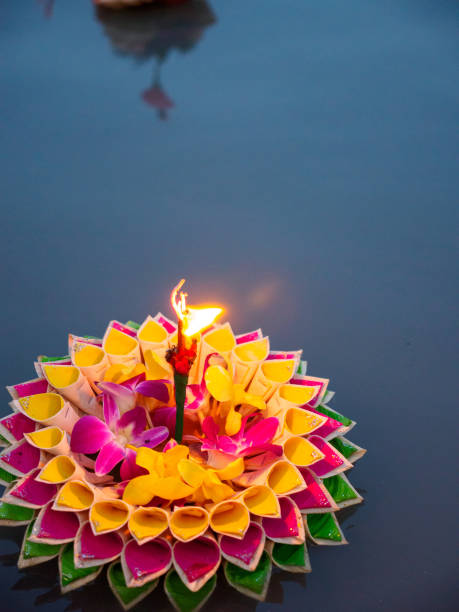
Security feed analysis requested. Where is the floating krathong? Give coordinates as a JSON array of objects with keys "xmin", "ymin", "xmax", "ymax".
[{"xmin": 0, "ymin": 281, "xmax": 365, "ymax": 611}]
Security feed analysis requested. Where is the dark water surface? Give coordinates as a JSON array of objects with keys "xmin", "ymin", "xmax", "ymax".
[{"xmin": 1, "ymin": 1, "xmax": 458, "ymax": 611}]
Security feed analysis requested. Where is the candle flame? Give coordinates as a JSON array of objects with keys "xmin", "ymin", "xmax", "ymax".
[{"xmin": 170, "ymin": 279, "xmax": 223, "ymax": 337}]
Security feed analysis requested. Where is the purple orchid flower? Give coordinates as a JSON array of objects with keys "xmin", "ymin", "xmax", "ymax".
[
  {"xmin": 70, "ymin": 380, "xmax": 170, "ymax": 476},
  {"xmin": 97, "ymin": 373, "xmax": 170, "ymax": 415},
  {"xmin": 200, "ymin": 415, "xmax": 282, "ymax": 460}
]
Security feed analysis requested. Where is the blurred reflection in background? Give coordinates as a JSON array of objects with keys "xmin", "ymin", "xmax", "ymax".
[
  {"xmin": 36, "ymin": 0, "xmax": 54, "ymax": 18},
  {"xmin": 95, "ymin": 0, "xmax": 216, "ymax": 120}
]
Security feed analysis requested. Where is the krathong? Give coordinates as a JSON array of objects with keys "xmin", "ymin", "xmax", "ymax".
[{"xmin": 0, "ymin": 281, "xmax": 365, "ymax": 611}]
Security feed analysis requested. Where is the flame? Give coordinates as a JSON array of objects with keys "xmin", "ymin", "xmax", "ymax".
[{"xmin": 170, "ymin": 279, "xmax": 223, "ymax": 337}]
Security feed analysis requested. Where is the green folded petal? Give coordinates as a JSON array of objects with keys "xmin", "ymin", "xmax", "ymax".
[
  {"xmin": 296, "ymin": 361, "xmax": 307, "ymax": 375},
  {"xmin": 21, "ymin": 520, "xmax": 62, "ymax": 560},
  {"xmin": 224, "ymin": 551, "xmax": 271, "ymax": 600},
  {"xmin": 329, "ymin": 437, "xmax": 357, "ymax": 458},
  {"xmin": 38, "ymin": 354, "xmax": 70, "ymax": 363},
  {"xmin": 60, "ymin": 543, "xmax": 101, "ymax": 589},
  {"xmin": 0, "ymin": 434, "xmax": 10, "ymax": 445},
  {"xmin": 315, "ymin": 405, "xmax": 353, "ymax": 427},
  {"xmin": 164, "ymin": 569, "xmax": 216, "ymax": 612},
  {"xmin": 0, "ymin": 501, "xmax": 35, "ymax": 523},
  {"xmin": 0, "ymin": 466, "xmax": 17, "ymax": 484},
  {"xmin": 307, "ymin": 513, "xmax": 343, "ymax": 542},
  {"xmin": 108, "ymin": 562, "xmax": 157, "ymax": 610},
  {"xmin": 125, "ymin": 321, "xmax": 140, "ymax": 330},
  {"xmin": 272, "ymin": 542, "xmax": 307, "ymax": 569},
  {"xmin": 323, "ymin": 475, "xmax": 358, "ymax": 504}
]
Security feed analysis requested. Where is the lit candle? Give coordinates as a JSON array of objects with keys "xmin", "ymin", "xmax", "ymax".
[{"xmin": 166, "ymin": 279, "xmax": 223, "ymax": 442}]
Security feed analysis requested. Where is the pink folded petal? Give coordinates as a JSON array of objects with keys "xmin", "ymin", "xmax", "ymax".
[
  {"xmin": 134, "ymin": 426, "xmax": 169, "ymax": 448},
  {"xmin": 70, "ymin": 415, "xmax": 113, "ymax": 454},
  {"xmin": 244, "ymin": 417, "xmax": 278, "ymax": 447},
  {"xmin": 135, "ymin": 380, "xmax": 169, "ymax": 403},
  {"xmin": 103, "ymin": 392, "xmax": 119, "ymax": 429},
  {"xmin": 95, "ymin": 440, "xmax": 126, "ymax": 476},
  {"xmin": 173, "ymin": 537, "xmax": 220, "ymax": 583},
  {"xmin": 117, "ymin": 406, "xmax": 147, "ymax": 438},
  {"xmin": 97, "ymin": 382, "xmax": 136, "ymax": 414},
  {"xmin": 124, "ymin": 538, "xmax": 172, "ymax": 580}
]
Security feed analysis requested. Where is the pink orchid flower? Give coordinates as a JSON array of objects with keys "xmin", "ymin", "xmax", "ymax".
[
  {"xmin": 70, "ymin": 379, "xmax": 170, "ymax": 476},
  {"xmin": 200, "ymin": 415, "xmax": 282, "ymax": 461}
]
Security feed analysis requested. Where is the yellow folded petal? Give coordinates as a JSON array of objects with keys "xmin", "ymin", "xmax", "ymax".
[
  {"xmin": 144, "ymin": 349, "xmax": 171, "ymax": 380},
  {"xmin": 26, "ymin": 426, "xmax": 64, "ymax": 449},
  {"xmin": 56, "ymin": 480, "xmax": 94, "ymax": 510},
  {"xmin": 123, "ymin": 474, "xmax": 158, "ymax": 505},
  {"xmin": 209, "ymin": 500, "xmax": 250, "ymax": 537},
  {"xmin": 283, "ymin": 436, "xmax": 325, "ymax": 467},
  {"xmin": 178, "ymin": 459, "xmax": 205, "ymax": 488},
  {"xmin": 104, "ymin": 328, "xmax": 138, "ymax": 356},
  {"xmin": 170, "ymin": 506, "xmax": 209, "ymax": 541},
  {"xmin": 129, "ymin": 507, "xmax": 169, "ymax": 541},
  {"xmin": 44, "ymin": 365, "xmax": 79, "ymax": 388},
  {"xmin": 285, "ymin": 407, "xmax": 327, "ymax": 435},
  {"xmin": 103, "ymin": 364, "xmax": 126, "ymax": 384},
  {"xmin": 213, "ymin": 457, "xmax": 245, "ymax": 481},
  {"xmin": 261, "ymin": 359, "xmax": 296, "ymax": 383},
  {"xmin": 104, "ymin": 363, "xmax": 146, "ymax": 384},
  {"xmin": 240, "ymin": 485, "xmax": 281, "ymax": 517},
  {"xmin": 90, "ymin": 500, "xmax": 130, "ymax": 533},
  {"xmin": 38, "ymin": 456, "xmax": 76, "ymax": 483},
  {"xmin": 267, "ymin": 461, "xmax": 304, "ymax": 495},
  {"xmin": 280, "ymin": 383, "xmax": 319, "ymax": 405}
]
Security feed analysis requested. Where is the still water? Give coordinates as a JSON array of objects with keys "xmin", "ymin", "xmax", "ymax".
[{"xmin": 1, "ymin": 1, "xmax": 458, "ymax": 611}]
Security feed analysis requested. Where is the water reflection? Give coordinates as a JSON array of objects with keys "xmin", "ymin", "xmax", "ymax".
[
  {"xmin": 95, "ymin": 0, "xmax": 216, "ymax": 120},
  {"xmin": 36, "ymin": 0, "xmax": 54, "ymax": 19}
]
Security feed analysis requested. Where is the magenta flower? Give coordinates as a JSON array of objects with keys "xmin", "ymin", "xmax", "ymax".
[
  {"xmin": 200, "ymin": 415, "xmax": 282, "ymax": 460},
  {"xmin": 70, "ymin": 380, "xmax": 170, "ymax": 476}
]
